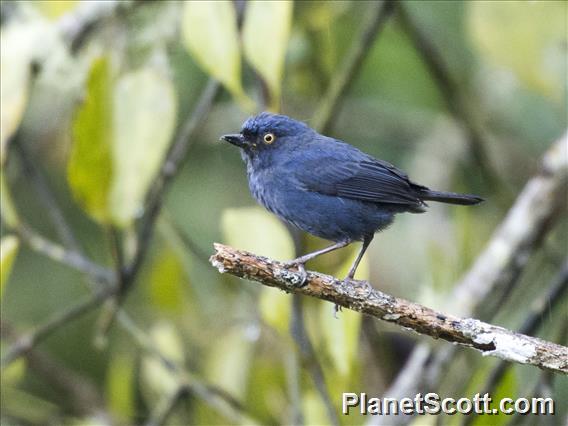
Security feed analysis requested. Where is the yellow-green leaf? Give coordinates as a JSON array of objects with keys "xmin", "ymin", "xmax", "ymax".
[
  {"xmin": 258, "ymin": 287, "xmax": 291, "ymax": 335},
  {"xmin": 0, "ymin": 20, "xmax": 46, "ymax": 165},
  {"xmin": 141, "ymin": 322, "xmax": 184, "ymax": 399},
  {"xmin": 147, "ymin": 246, "xmax": 185, "ymax": 314},
  {"xmin": 182, "ymin": 1, "xmax": 251, "ymax": 107},
  {"xmin": 33, "ymin": 1, "xmax": 78, "ymax": 20},
  {"xmin": 221, "ymin": 206, "xmax": 295, "ymax": 260},
  {"xmin": 68, "ymin": 57, "xmax": 113, "ymax": 223},
  {"xmin": 302, "ymin": 391, "xmax": 329, "ymax": 426},
  {"xmin": 0, "ymin": 173, "xmax": 20, "ymax": 228},
  {"xmin": 0, "ymin": 235, "xmax": 20, "ymax": 301},
  {"xmin": 109, "ymin": 68, "xmax": 176, "ymax": 226},
  {"xmin": 222, "ymin": 207, "xmax": 295, "ymax": 333},
  {"xmin": 243, "ymin": 1, "xmax": 293, "ymax": 111},
  {"xmin": 205, "ymin": 325, "xmax": 255, "ymax": 399},
  {"xmin": 468, "ymin": 1, "xmax": 566, "ymax": 100},
  {"xmin": 106, "ymin": 350, "xmax": 136, "ymax": 423},
  {"xmin": 320, "ymin": 249, "xmax": 366, "ymax": 378}
]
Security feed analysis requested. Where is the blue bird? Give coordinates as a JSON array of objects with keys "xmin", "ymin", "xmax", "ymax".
[{"xmin": 222, "ymin": 112, "xmax": 483, "ymax": 284}]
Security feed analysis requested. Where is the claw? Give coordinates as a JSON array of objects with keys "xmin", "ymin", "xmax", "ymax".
[
  {"xmin": 333, "ymin": 303, "xmax": 342, "ymax": 318},
  {"xmin": 282, "ymin": 261, "xmax": 308, "ymax": 287}
]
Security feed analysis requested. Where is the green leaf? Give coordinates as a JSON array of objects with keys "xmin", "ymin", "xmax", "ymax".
[
  {"xmin": 243, "ymin": 1, "xmax": 293, "ymax": 111},
  {"xmin": 221, "ymin": 207, "xmax": 295, "ymax": 333},
  {"xmin": 68, "ymin": 57, "xmax": 114, "ymax": 223},
  {"xmin": 106, "ymin": 350, "xmax": 136, "ymax": 423},
  {"xmin": 109, "ymin": 68, "xmax": 177, "ymax": 226},
  {"xmin": 468, "ymin": 1, "xmax": 566, "ymax": 100},
  {"xmin": 182, "ymin": 1, "xmax": 252, "ymax": 108},
  {"xmin": 0, "ymin": 235, "xmax": 20, "ymax": 301}
]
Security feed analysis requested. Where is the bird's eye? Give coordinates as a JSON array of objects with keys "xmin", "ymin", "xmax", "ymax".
[{"xmin": 263, "ymin": 133, "xmax": 275, "ymax": 144}]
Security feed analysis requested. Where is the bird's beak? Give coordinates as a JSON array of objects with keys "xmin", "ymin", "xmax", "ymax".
[{"xmin": 220, "ymin": 133, "xmax": 246, "ymax": 148}]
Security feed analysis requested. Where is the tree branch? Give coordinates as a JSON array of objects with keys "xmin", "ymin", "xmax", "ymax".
[
  {"xmin": 474, "ymin": 261, "xmax": 568, "ymax": 407},
  {"xmin": 210, "ymin": 243, "xmax": 568, "ymax": 374}
]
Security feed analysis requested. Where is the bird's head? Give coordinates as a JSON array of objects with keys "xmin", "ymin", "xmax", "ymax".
[{"xmin": 221, "ymin": 112, "xmax": 313, "ymax": 161}]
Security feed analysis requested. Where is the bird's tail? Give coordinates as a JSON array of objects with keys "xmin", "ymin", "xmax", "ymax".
[{"xmin": 418, "ymin": 189, "xmax": 484, "ymax": 206}]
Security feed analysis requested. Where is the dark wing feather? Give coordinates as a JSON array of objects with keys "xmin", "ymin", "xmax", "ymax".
[{"xmin": 296, "ymin": 154, "xmax": 427, "ymax": 210}]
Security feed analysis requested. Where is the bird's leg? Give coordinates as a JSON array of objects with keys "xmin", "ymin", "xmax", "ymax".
[
  {"xmin": 335, "ymin": 235, "xmax": 374, "ymax": 315},
  {"xmin": 346, "ymin": 234, "xmax": 374, "ymax": 280},
  {"xmin": 283, "ymin": 240, "xmax": 352, "ymax": 286}
]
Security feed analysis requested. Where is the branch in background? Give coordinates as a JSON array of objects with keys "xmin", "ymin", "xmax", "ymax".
[
  {"xmin": 3, "ymin": 3, "xmax": 254, "ymax": 423},
  {"xmin": 395, "ymin": 2, "xmax": 500, "ymax": 189},
  {"xmin": 290, "ymin": 295, "xmax": 340, "ymax": 426},
  {"xmin": 144, "ymin": 385, "xmax": 188, "ymax": 426},
  {"xmin": 96, "ymin": 78, "xmax": 219, "ymax": 335},
  {"xmin": 15, "ymin": 225, "xmax": 114, "ymax": 285},
  {"xmin": 56, "ymin": 0, "xmax": 147, "ymax": 54},
  {"xmin": 368, "ymin": 132, "xmax": 568, "ymax": 426},
  {"xmin": 453, "ymin": 132, "xmax": 567, "ymax": 318},
  {"xmin": 0, "ymin": 322, "xmax": 112, "ymax": 422},
  {"xmin": 3, "ymin": 77, "xmax": 252, "ymax": 423},
  {"xmin": 13, "ymin": 142, "xmax": 81, "ymax": 252},
  {"xmin": 1, "ymin": 286, "xmax": 115, "ymax": 367},
  {"xmin": 210, "ymin": 243, "xmax": 568, "ymax": 374},
  {"xmin": 125, "ymin": 78, "xmax": 219, "ymax": 284},
  {"xmin": 312, "ymin": 0, "xmax": 395, "ymax": 134},
  {"xmin": 117, "ymin": 312, "xmax": 262, "ymax": 426}
]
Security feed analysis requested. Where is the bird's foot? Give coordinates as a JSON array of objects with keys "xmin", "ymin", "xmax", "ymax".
[
  {"xmin": 343, "ymin": 275, "xmax": 373, "ymax": 293},
  {"xmin": 282, "ymin": 260, "xmax": 308, "ymax": 287}
]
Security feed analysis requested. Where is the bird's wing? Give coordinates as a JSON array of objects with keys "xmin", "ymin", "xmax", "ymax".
[{"xmin": 294, "ymin": 150, "xmax": 427, "ymax": 208}]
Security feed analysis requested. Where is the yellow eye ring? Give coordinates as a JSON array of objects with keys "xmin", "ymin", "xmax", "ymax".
[{"xmin": 263, "ymin": 133, "xmax": 275, "ymax": 144}]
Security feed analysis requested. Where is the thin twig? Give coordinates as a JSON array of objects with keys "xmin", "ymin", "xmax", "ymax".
[
  {"xmin": 15, "ymin": 225, "xmax": 114, "ymax": 285},
  {"xmin": 312, "ymin": 0, "xmax": 395, "ymax": 133},
  {"xmin": 210, "ymin": 243, "xmax": 568, "ymax": 374},
  {"xmin": 145, "ymin": 385, "xmax": 188, "ymax": 426},
  {"xmin": 13, "ymin": 141, "xmax": 81, "ymax": 252},
  {"xmin": 1, "ymin": 286, "xmax": 116, "ymax": 367},
  {"xmin": 0, "ymin": 322, "xmax": 111, "ymax": 421},
  {"xmin": 118, "ymin": 312, "xmax": 262, "ymax": 425}
]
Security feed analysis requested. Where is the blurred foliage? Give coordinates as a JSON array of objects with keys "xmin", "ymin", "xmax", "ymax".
[{"xmin": 1, "ymin": 1, "xmax": 566, "ymax": 425}]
